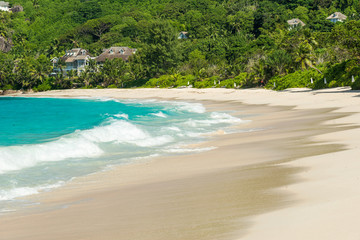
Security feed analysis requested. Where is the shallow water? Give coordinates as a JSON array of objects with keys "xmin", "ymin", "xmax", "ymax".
[{"xmin": 0, "ymin": 97, "xmax": 246, "ymax": 212}]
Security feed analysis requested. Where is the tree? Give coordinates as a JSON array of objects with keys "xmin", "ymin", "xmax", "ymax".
[
  {"xmin": 30, "ymin": 54, "xmax": 52, "ymax": 85},
  {"xmin": 266, "ymin": 49, "xmax": 292, "ymax": 76},
  {"xmin": 187, "ymin": 49, "xmax": 207, "ymax": 76},
  {"xmin": 73, "ymin": 0, "xmax": 102, "ymax": 24},
  {"xmin": 139, "ymin": 20, "xmax": 181, "ymax": 77},
  {"xmin": 100, "ymin": 58, "xmax": 127, "ymax": 87},
  {"xmin": 332, "ymin": 20, "xmax": 360, "ymax": 60},
  {"xmin": 294, "ymin": 40, "xmax": 322, "ymax": 73}
]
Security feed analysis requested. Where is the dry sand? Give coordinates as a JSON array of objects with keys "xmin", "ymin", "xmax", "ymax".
[{"xmin": 1, "ymin": 87, "xmax": 360, "ymax": 240}]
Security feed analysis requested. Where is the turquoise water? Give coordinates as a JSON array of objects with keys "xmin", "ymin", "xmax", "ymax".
[{"xmin": 0, "ymin": 97, "xmax": 245, "ymax": 213}]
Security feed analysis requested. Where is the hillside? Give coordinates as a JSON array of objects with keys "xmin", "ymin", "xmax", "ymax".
[{"xmin": 0, "ymin": 0, "xmax": 360, "ymax": 91}]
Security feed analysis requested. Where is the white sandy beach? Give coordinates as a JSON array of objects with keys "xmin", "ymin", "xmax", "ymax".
[{"xmin": 1, "ymin": 87, "xmax": 360, "ymax": 240}]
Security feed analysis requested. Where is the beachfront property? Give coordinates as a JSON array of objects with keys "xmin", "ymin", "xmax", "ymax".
[
  {"xmin": 50, "ymin": 48, "xmax": 94, "ymax": 75},
  {"xmin": 287, "ymin": 18, "xmax": 306, "ymax": 29},
  {"xmin": 178, "ymin": 31, "xmax": 188, "ymax": 39},
  {"xmin": 327, "ymin": 12, "xmax": 347, "ymax": 23},
  {"xmin": 51, "ymin": 47, "xmax": 136, "ymax": 75},
  {"xmin": 0, "ymin": 1, "xmax": 10, "ymax": 11},
  {"xmin": 96, "ymin": 47, "xmax": 136, "ymax": 64}
]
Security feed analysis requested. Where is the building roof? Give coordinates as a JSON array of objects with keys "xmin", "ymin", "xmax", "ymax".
[
  {"xmin": 287, "ymin": 18, "xmax": 306, "ymax": 26},
  {"xmin": 96, "ymin": 47, "xmax": 136, "ymax": 62},
  {"xmin": 61, "ymin": 48, "xmax": 92, "ymax": 63},
  {"xmin": 326, "ymin": 12, "xmax": 347, "ymax": 21},
  {"xmin": 0, "ymin": 1, "xmax": 9, "ymax": 7}
]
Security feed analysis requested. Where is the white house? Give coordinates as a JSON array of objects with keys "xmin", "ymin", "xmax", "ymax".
[
  {"xmin": 327, "ymin": 12, "xmax": 347, "ymax": 23},
  {"xmin": 287, "ymin": 18, "xmax": 306, "ymax": 29},
  {"xmin": 0, "ymin": 1, "xmax": 10, "ymax": 11}
]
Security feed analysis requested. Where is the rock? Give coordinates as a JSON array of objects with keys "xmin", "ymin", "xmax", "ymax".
[
  {"xmin": 10, "ymin": 5, "xmax": 23, "ymax": 13},
  {"xmin": 0, "ymin": 36, "xmax": 12, "ymax": 53},
  {"xmin": 0, "ymin": 90, "xmax": 3, "ymax": 95},
  {"xmin": 3, "ymin": 90, "xmax": 21, "ymax": 95}
]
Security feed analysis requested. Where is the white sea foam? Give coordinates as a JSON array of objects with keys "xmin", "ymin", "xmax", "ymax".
[
  {"xmin": 169, "ymin": 101, "xmax": 206, "ymax": 113},
  {"xmin": 122, "ymin": 99, "xmax": 206, "ymax": 113},
  {"xmin": 0, "ymin": 120, "xmax": 171, "ymax": 174},
  {"xmin": 132, "ymin": 135, "xmax": 174, "ymax": 147},
  {"xmin": 0, "ymin": 137, "xmax": 103, "ymax": 173},
  {"xmin": 151, "ymin": 111, "xmax": 167, "ymax": 118},
  {"xmin": 164, "ymin": 146, "xmax": 216, "ymax": 153},
  {"xmin": 163, "ymin": 126, "xmax": 181, "ymax": 132},
  {"xmin": 184, "ymin": 112, "xmax": 245, "ymax": 127},
  {"xmin": 0, "ymin": 182, "xmax": 64, "ymax": 201},
  {"xmin": 114, "ymin": 113, "xmax": 129, "ymax": 119}
]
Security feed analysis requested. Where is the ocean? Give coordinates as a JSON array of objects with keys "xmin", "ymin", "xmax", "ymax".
[{"xmin": 0, "ymin": 97, "xmax": 246, "ymax": 213}]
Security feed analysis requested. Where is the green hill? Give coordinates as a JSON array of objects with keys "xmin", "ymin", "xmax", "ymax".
[{"xmin": 1, "ymin": 0, "xmax": 360, "ymax": 90}]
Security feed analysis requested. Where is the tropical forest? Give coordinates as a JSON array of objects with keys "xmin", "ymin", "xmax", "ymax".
[{"xmin": 0, "ymin": 0, "xmax": 360, "ymax": 91}]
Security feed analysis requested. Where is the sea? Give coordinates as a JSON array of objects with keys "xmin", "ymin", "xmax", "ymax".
[{"xmin": 0, "ymin": 96, "xmax": 247, "ymax": 214}]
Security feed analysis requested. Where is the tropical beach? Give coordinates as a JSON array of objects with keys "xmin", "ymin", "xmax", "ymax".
[{"xmin": 1, "ymin": 87, "xmax": 359, "ymax": 240}]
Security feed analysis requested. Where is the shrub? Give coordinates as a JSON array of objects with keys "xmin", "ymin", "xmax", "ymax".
[
  {"xmin": 266, "ymin": 69, "xmax": 323, "ymax": 90},
  {"xmin": 194, "ymin": 76, "xmax": 218, "ymax": 88},
  {"xmin": 351, "ymin": 76, "xmax": 360, "ymax": 90},
  {"xmin": 2, "ymin": 84, "xmax": 13, "ymax": 90},
  {"xmin": 322, "ymin": 60, "xmax": 360, "ymax": 88},
  {"xmin": 175, "ymin": 74, "xmax": 196, "ymax": 87},
  {"xmin": 34, "ymin": 82, "xmax": 52, "ymax": 92}
]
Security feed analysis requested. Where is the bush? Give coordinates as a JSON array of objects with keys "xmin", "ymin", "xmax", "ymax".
[
  {"xmin": 351, "ymin": 76, "xmax": 360, "ymax": 90},
  {"xmin": 145, "ymin": 75, "xmax": 176, "ymax": 88},
  {"xmin": 175, "ymin": 74, "xmax": 196, "ymax": 87},
  {"xmin": 322, "ymin": 59, "xmax": 360, "ymax": 88},
  {"xmin": 266, "ymin": 69, "xmax": 323, "ymax": 90},
  {"xmin": 193, "ymin": 76, "xmax": 218, "ymax": 88},
  {"xmin": 107, "ymin": 84, "xmax": 117, "ymax": 88},
  {"xmin": 33, "ymin": 80, "xmax": 52, "ymax": 92},
  {"xmin": 2, "ymin": 84, "xmax": 13, "ymax": 90},
  {"xmin": 144, "ymin": 74, "xmax": 198, "ymax": 88}
]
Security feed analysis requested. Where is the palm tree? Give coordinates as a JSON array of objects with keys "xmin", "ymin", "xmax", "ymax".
[
  {"xmin": 294, "ymin": 39, "xmax": 322, "ymax": 73},
  {"xmin": 30, "ymin": 55, "xmax": 52, "ymax": 85},
  {"xmin": 266, "ymin": 50, "xmax": 292, "ymax": 76},
  {"xmin": 250, "ymin": 58, "xmax": 266, "ymax": 85}
]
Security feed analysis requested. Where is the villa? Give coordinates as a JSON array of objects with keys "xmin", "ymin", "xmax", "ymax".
[
  {"xmin": 178, "ymin": 31, "xmax": 188, "ymax": 39},
  {"xmin": 96, "ymin": 47, "xmax": 136, "ymax": 64},
  {"xmin": 51, "ymin": 47, "xmax": 136, "ymax": 76},
  {"xmin": 287, "ymin": 18, "xmax": 306, "ymax": 29},
  {"xmin": 0, "ymin": 1, "xmax": 10, "ymax": 11},
  {"xmin": 62, "ymin": 48, "xmax": 94, "ymax": 74},
  {"xmin": 50, "ymin": 48, "xmax": 94, "ymax": 75},
  {"xmin": 327, "ymin": 12, "xmax": 347, "ymax": 23}
]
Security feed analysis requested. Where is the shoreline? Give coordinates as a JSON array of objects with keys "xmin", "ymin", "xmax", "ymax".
[{"xmin": 1, "ymin": 88, "xmax": 360, "ymax": 240}]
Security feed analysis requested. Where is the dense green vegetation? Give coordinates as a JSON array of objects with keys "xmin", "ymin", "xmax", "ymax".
[{"xmin": 0, "ymin": 0, "xmax": 360, "ymax": 91}]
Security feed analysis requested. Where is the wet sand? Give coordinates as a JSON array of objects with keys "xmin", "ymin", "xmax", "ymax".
[{"xmin": 1, "ymin": 88, "xmax": 359, "ymax": 240}]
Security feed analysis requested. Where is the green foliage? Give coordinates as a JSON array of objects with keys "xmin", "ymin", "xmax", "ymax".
[
  {"xmin": 351, "ymin": 76, "xmax": 360, "ymax": 90},
  {"xmin": 0, "ymin": 0, "xmax": 359, "ymax": 91},
  {"xmin": 266, "ymin": 69, "xmax": 323, "ymax": 90},
  {"xmin": 33, "ymin": 79, "xmax": 53, "ymax": 92},
  {"xmin": 322, "ymin": 59, "xmax": 360, "ymax": 87}
]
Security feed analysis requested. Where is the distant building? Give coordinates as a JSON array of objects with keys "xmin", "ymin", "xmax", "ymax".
[
  {"xmin": 287, "ymin": 18, "xmax": 306, "ymax": 29},
  {"xmin": 96, "ymin": 47, "xmax": 136, "ymax": 64},
  {"xmin": 178, "ymin": 31, "xmax": 188, "ymax": 39},
  {"xmin": 55, "ymin": 48, "xmax": 94, "ymax": 74},
  {"xmin": 327, "ymin": 12, "xmax": 347, "ymax": 23},
  {"xmin": 0, "ymin": 1, "xmax": 10, "ymax": 11}
]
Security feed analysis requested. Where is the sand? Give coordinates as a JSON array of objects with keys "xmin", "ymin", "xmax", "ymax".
[{"xmin": 1, "ymin": 87, "xmax": 360, "ymax": 240}]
